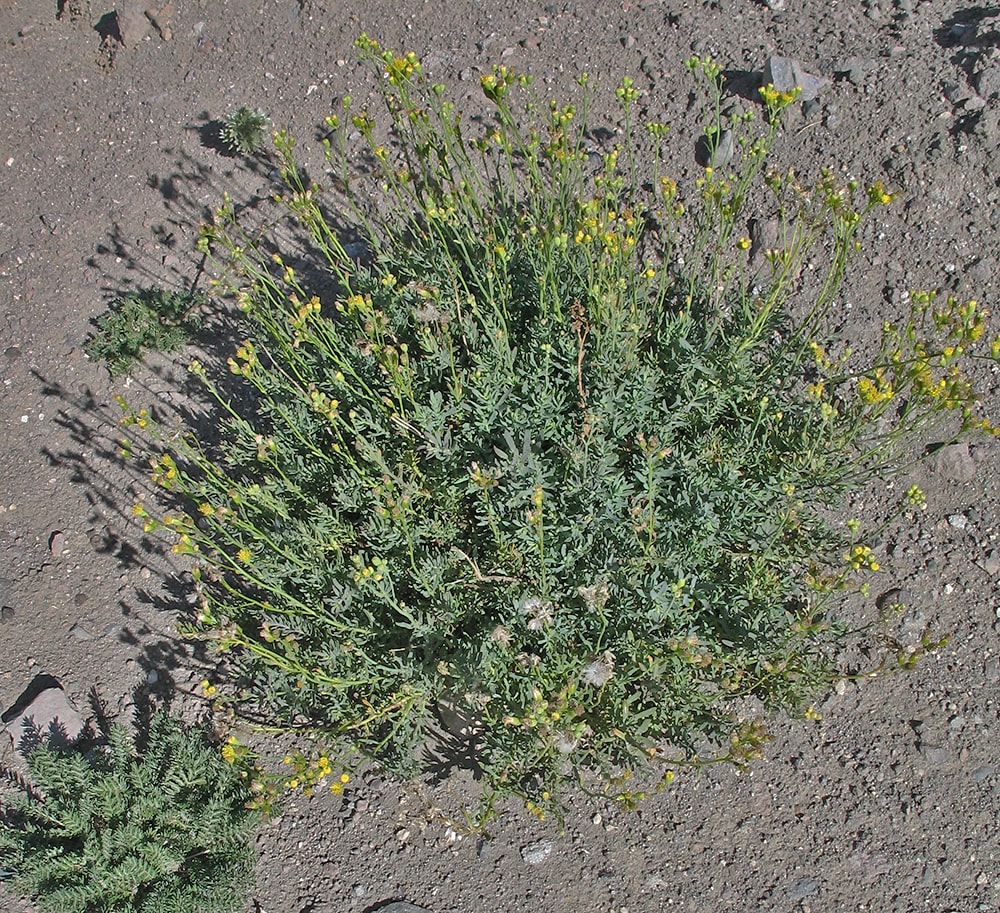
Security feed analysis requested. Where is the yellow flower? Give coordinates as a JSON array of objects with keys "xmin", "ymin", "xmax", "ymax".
[
  {"xmin": 857, "ymin": 369, "xmax": 894, "ymax": 404},
  {"xmin": 237, "ymin": 547, "xmax": 252, "ymax": 564}
]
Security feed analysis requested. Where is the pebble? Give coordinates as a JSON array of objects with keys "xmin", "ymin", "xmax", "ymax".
[
  {"xmin": 0, "ymin": 606, "xmax": 13, "ymax": 623},
  {"xmin": 69, "ymin": 622, "xmax": 95, "ymax": 640},
  {"xmin": 48, "ymin": 530, "xmax": 67, "ymax": 556},
  {"xmin": 787, "ymin": 878, "xmax": 820, "ymax": 901},
  {"xmin": 970, "ymin": 764, "xmax": 995, "ymax": 783},
  {"xmin": 947, "ymin": 513, "xmax": 968, "ymax": 530},
  {"xmin": 520, "ymin": 839, "xmax": 553, "ymax": 865},
  {"xmin": 920, "ymin": 744, "xmax": 950, "ymax": 764}
]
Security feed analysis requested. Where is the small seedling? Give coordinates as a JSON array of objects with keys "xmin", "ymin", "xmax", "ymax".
[
  {"xmin": 221, "ymin": 106, "xmax": 269, "ymax": 155},
  {"xmin": 85, "ymin": 286, "xmax": 203, "ymax": 377},
  {"xmin": 0, "ymin": 709, "xmax": 261, "ymax": 913}
]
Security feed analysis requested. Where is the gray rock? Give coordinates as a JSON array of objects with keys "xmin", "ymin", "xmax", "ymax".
[
  {"xmin": 920, "ymin": 744, "xmax": 950, "ymax": 764},
  {"xmin": 68, "ymin": 621, "xmax": 95, "ymax": 640},
  {"xmin": 876, "ymin": 587, "xmax": 910, "ymax": 613},
  {"xmin": 0, "ymin": 605, "xmax": 13, "ymax": 623},
  {"xmin": 928, "ymin": 441, "xmax": 976, "ymax": 481},
  {"xmin": 947, "ymin": 513, "xmax": 968, "ymax": 530},
  {"xmin": 975, "ymin": 63, "xmax": 1000, "ymax": 100},
  {"xmin": 979, "ymin": 550, "xmax": 1000, "ymax": 576},
  {"xmin": 834, "ymin": 56, "xmax": 876, "ymax": 86},
  {"xmin": 970, "ymin": 764, "xmax": 995, "ymax": 783},
  {"xmin": 117, "ymin": 1, "xmax": 151, "ymax": 47},
  {"xmin": 764, "ymin": 56, "xmax": 829, "ymax": 101},
  {"xmin": 708, "ymin": 129, "xmax": 734, "ymax": 169},
  {"xmin": 748, "ymin": 216, "xmax": 780, "ymax": 267},
  {"xmin": 520, "ymin": 839, "xmax": 553, "ymax": 865},
  {"xmin": 2, "ymin": 676, "xmax": 85, "ymax": 753},
  {"xmin": 787, "ymin": 878, "xmax": 820, "ymax": 901},
  {"xmin": 943, "ymin": 82, "xmax": 973, "ymax": 105}
]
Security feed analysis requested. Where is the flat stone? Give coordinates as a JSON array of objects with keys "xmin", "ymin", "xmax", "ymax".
[
  {"xmin": 834, "ymin": 55, "xmax": 876, "ymax": 86},
  {"xmin": 920, "ymin": 744, "xmax": 950, "ymax": 764},
  {"xmin": 970, "ymin": 764, "xmax": 995, "ymax": 783},
  {"xmin": 764, "ymin": 56, "xmax": 829, "ymax": 101},
  {"xmin": 928, "ymin": 441, "xmax": 976, "ymax": 481},
  {"xmin": 2, "ymin": 675, "xmax": 85, "ymax": 753},
  {"xmin": 787, "ymin": 878, "xmax": 820, "ymax": 902},
  {"xmin": 708, "ymin": 129, "xmax": 734, "ymax": 169},
  {"xmin": 520, "ymin": 839, "xmax": 553, "ymax": 865}
]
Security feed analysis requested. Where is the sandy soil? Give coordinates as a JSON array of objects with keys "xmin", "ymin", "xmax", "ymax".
[{"xmin": 1, "ymin": 1, "xmax": 999, "ymax": 911}]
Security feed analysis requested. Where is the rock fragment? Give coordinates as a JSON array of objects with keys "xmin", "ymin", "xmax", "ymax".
[
  {"xmin": 520, "ymin": 839, "xmax": 553, "ymax": 865},
  {"xmin": 48, "ymin": 530, "xmax": 67, "ymax": 555},
  {"xmin": 787, "ymin": 878, "xmax": 820, "ymax": 902},
  {"xmin": 928, "ymin": 441, "xmax": 976, "ymax": 481},
  {"xmin": 763, "ymin": 56, "xmax": 829, "ymax": 101},
  {"xmin": 2, "ymin": 674, "xmax": 85, "ymax": 754},
  {"xmin": 834, "ymin": 56, "xmax": 876, "ymax": 86},
  {"xmin": 117, "ymin": 0, "xmax": 151, "ymax": 46}
]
